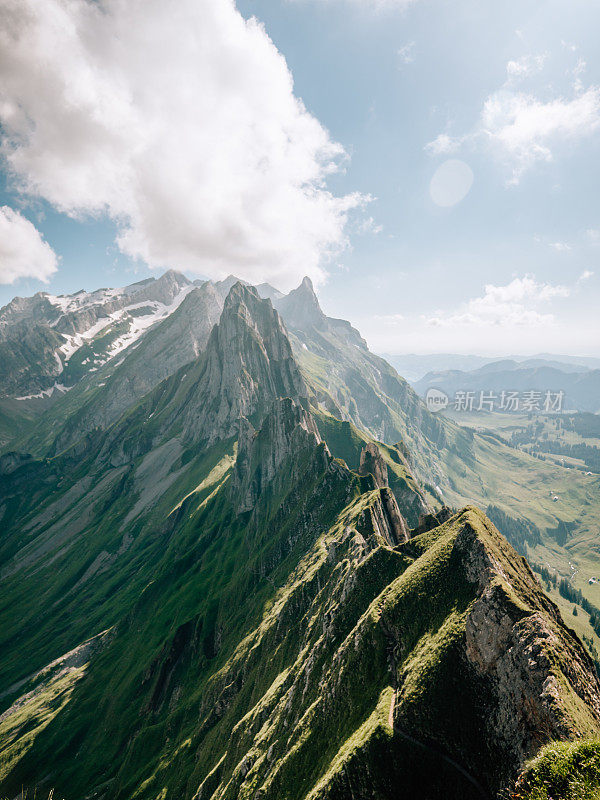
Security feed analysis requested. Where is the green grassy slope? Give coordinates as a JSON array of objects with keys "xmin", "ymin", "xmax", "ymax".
[
  {"xmin": 2, "ymin": 490, "xmax": 598, "ymax": 800},
  {"xmin": 431, "ymin": 418, "xmax": 600, "ymax": 608},
  {"xmin": 514, "ymin": 739, "xmax": 600, "ymax": 799},
  {"xmin": 285, "ymin": 320, "xmax": 600, "ymax": 609}
]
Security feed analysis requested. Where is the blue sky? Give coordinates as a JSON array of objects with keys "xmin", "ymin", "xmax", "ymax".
[{"xmin": 0, "ymin": 0, "xmax": 599, "ymax": 355}]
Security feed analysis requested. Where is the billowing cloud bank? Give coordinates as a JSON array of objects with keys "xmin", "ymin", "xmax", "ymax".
[{"xmin": 0, "ymin": 0, "xmax": 365, "ymax": 287}]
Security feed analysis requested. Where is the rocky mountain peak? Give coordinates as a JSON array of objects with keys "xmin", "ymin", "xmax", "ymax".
[
  {"xmin": 214, "ymin": 274, "xmax": 248, "ymax": 299},
  {"xmin": 358, "ymin": 442, "xmax": 409, "ymax": 544},
  {"xmin": 255, "ymin": 282, "xmax": 284, "ymax": 302},
  {"xmin": 273, "ymin": 275, "xmax": 327, "ymax": 331},
  {"xmin": 177, "ymin": 282, "xmax": 308, "ymax": 445},
  {"xmin": 132, "ymin": 269, "xmax": 191, "ymax": 305}
]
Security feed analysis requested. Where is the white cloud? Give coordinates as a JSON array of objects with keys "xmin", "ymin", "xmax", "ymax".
[
  {"xmin": 398, "ymin": 42, "xmax": 416, "ymax": 64},
  {"xmin": 426, "ymin": 61, "xmax": 600, "ymax": 183},
  {"xmin": 355, "ymin": 215, "xmax": 383, "ymax": 235},
  {"xmin": 572, "ymin": 58, "xmax": 587, "ymax": 93},
  {"xmin": 505, "ymin": 54, "xmax": 547, "ymax": 82},
  {"xmin": 426, "ymin": 275, "xmax": 570, "ymax": 328},
  {"xmin": 561, "ymin": 40, "xmax": 579, "ymax": 53},
  {"xmin": 481, "ymin": 87, "xmax": 600, "ymax": 183},
  {"xmin": 424, "ymin": 133, "xmax": 460, "ymax": 156},
  {"xmin": 579, "ymin": 269, "xmax": 594, "ymax": 281},
  {"xmin": 549, "ymin": 241, "xmax": 571, "ymax": 251},
  {"xmin": 0, "ymin": 206, "xmax": 58, "ymax": 284},
  {"xmin": 0, "ymin": 0, "xmax": 367, "ymax": 290}
]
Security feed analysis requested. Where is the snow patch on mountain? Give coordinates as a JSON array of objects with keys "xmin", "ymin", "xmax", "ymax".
[
  {"xmin": 57, "ymin": 285, "xmax": 195, "ymax": 364},
  {"xmin": 16, "ymin": 382, "xmax": 72, "ymax": 401}
]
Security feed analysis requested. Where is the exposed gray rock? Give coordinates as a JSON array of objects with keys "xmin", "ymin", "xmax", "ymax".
[
  {"xmin": 179, "ymin": 283, "xmax": 308, "ymax": 445},
  {"xmin": 0, "ymin": 270, "xmax": 193, "ymax": 399},
  {"xmin": 231, "ymin": 398, "xmax": 324, "ymax": 513},
  {"xmin": 359, "ymin": 442, "xmax": 389, "ymax": 488},
  {"xmin": 358, "ymin": 443, "xmax": 409, "ymax": 544},
  {"xmin": 50, "ymin": 281, "xmax": 224, "ymax": 454},
  {"xmin": 273, "ymin": 276, "xmax": 327, "ymax": 331},
  {"xmin": 455, "ymin": 517, "xmax": 600, "ymax": 783}
]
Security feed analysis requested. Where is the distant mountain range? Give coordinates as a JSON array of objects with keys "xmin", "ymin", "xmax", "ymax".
[
  {"xmin": 381, "ymin": 353, "xmax": 600, "ymax": 384},
  {"xmin": 413, "ymin": 359, "xmax": 600, "ymax": 413},
  {"xmin": 1, "ymin": 273, "xmax": 600, "ymax": 800}
]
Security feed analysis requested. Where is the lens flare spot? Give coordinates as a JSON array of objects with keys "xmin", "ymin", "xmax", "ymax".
[{"xmin": 430, "ymin": 159, "xmax": 474, "ymax": 207}]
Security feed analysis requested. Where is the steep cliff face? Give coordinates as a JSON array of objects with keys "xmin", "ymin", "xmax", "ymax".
[
  {"xmin": 273, "ymin": 276, "xmax": 328, "ymax": 331},
  {"xmin": 206, "ymin": 506, "xmax": 600, "ymax": 800},
  {"xmin": 231, "ymin": 397, "xmax": 325, "ymax": 514},
  {"xmin": 0, "ymin": 322, "xmax": 66, "ymax": 396},
  {"xmin": 2, "ymin": 469, "xmax": 598, "ymax": 800},
  {"xmin": 358, "ymin": 442, "xmax": 410, "ymax": 544},
  {"xmin": 46, "ymin": 281, "xmax": 225, "ymax": 455},
  {"xmin": 88, "ymin": 282, "xmax": 307, "ymax": 467},
  {"xmin": 179, "ymin": 282, "xmax": 307, "ymax": 443}
]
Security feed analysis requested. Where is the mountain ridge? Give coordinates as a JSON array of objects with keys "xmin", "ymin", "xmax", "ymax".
[{"xmin": 1, "ymin": 279, "xmax": 600, "ymax": 799}]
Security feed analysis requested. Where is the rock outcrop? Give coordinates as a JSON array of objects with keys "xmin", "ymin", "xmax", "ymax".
[
  {"xmin": 2, "ymin": 279, "xmax": 600, "ymax": 800},
  {"xmin": 359, "ymin": 442, "xmax": 389, "ymax": 488},
  {"xmin": 0, "ymin": 270, "xmax": 193, "ymax": 399},
  {"xmin": 359, "ymin": 443, "xmax": 410, "ymax": 544},
  {"xmin": 49, "ymin": 280, "xmax": 225, "ymax": 455}
]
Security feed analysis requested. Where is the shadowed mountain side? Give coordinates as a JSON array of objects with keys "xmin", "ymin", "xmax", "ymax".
[
  {"xmin": 2, "ymin": 483, "xmax": 598, "ymax": 800},
  {"xmin": 272, "ymin": 277, "xmax": 448, "ymax": 488},
  {"xmin": 271, "ymin": 278, "xmax": 600, "ymax": 613}
]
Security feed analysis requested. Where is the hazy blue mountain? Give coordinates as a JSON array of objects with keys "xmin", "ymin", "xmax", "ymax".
[
  {"xmin": 414, "ymin": 362, "xmax": 600, "ymax": 413},
  {"xmin": 380, "ymin": 353, "xmax": 596, "ymax": 384}
]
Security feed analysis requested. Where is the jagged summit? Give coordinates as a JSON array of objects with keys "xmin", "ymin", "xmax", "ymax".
[
  {"xmin": 273, "ymin": 274, "xmax": 328, "ymax": 331},
  {"xmin": 0, "ymin": 269, "xmax": 195, "ymax": 400},
  {"xmin": 100, "ymin": 282, "xmax": 309, "ymax": 458},
  {"xmin": 192, "ymin": 282, "xmax": 307, "ymax": 435},
  {"xmin": 359, "ymin": 441, "xmax": 389, "ymax": 488},
  {"xmin": 45, "ymin": 280, "xmax": 226, "ymax": 456},
  {"xmin": 137, "ymin": 269, "xmax": 191, "ymax": 304},
  {"xmin": 358, "ymin": 442, "xmax": 410, "ymax": 544},
  {"xmin": 214, "ymin": 273, "xmax": 249, "ymax": 299},
  {"xmin": 254, "ymin": 282, "xmax": 284, "ymax": 301}
]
